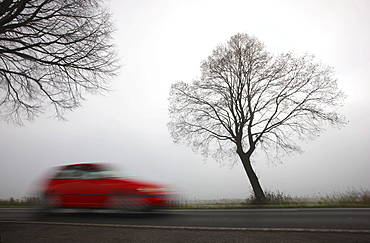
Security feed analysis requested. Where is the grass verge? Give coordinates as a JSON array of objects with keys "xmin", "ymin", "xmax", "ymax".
[
  {"xmin": 0, "ymin": 197, "xmax": 40, "ymax": 208},
  {"xmin": 176, "ymin": 188, "xmax": 370, "ymax": 209}
]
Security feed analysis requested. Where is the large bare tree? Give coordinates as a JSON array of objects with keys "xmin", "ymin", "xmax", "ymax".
[
  {"xmin": 0, "ymin": 0, "xmax": 119, "ymax": 125},
  {"xmin": 168, "ymin": 33, "xmax": 346, "ymax": 203}
]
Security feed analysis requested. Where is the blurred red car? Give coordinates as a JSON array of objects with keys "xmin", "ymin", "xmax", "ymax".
[{"xmin": 39, "ymin": 163, "xmax": 176, "ymax": 211}]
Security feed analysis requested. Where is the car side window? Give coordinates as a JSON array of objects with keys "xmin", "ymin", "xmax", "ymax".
[
  {"xmin": 54, "ymin": 168, "xmax": 83, "ymax": 179},
  {"xmin": 81, "ymin": 165, "xmax": 111, "ymax": 179},
  {"xmin": 53, "ymin": 165, "xmax": 88, "ymax": 179},
  {"xmin": 52, "ymin": 164, "xmax": 115, "ymax": 180},
  {"xmin": 81, "ymin": 171, "xmax": 101, "ymax": 179}
]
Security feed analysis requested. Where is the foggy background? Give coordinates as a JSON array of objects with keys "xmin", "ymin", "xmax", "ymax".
[{"xmin": 1, "ymin": 0, "xmax": 369, "ymax": 200}]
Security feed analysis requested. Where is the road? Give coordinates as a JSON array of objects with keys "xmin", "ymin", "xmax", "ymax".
[
  {"xmin": 1, "ymin": 208, "xmax": 370, "ymax": 231},
  {"xmin": 1, "ymin": 208, "xmax": 370, "ymax": 242}
]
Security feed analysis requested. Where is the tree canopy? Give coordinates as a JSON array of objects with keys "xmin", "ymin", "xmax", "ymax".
[
  {"xmin": 168, "ymin": 33, "xmax": 346, "ymax": 202},
  {"xmin": 0, "ymin": 0, "xmax": 119, "ymax": 124}
]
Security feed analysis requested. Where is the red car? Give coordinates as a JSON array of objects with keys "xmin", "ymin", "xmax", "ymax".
[{"xmin": 39, "ymin": 163, "xmax": 176, "ymax": 211}]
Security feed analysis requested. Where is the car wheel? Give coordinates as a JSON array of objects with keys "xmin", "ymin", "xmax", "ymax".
[
  {"xmin": 40, "ymin": 194, "xmax": 61, "ymax": 212},
  {"xmin": 109, "ymin": 194, "xmax": 149, "ymax": 212}
]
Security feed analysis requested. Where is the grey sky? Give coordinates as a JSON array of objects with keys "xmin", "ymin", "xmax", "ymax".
[{"xmin": 0, "ymin": 0, "xmax": 369, "ymax": 200}]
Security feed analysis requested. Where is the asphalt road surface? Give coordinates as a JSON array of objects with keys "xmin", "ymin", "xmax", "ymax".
[{"xmin": 1, "ymin": 208, "xmax": 370, "ymax": 242}]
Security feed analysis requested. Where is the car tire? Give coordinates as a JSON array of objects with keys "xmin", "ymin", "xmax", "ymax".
[
  {"xmin": 109, "ymin": 194, "xmax": 149, "ymax": 212},
  {"xmin": 39, "ymin": 193, "xmax": 61, "ymax": 213},
  {"xmin": 36, "ymin": 194, "xmax": 61, "ymax": 215}
]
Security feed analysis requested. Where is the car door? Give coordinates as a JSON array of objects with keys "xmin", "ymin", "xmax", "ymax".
[
  {"xmin": 49, "ymin": 165, "xmax": 87, "ymax": 206},
  {"xmin": 74, "ymin": 164, "xmax": 115, "ymax": 207}
]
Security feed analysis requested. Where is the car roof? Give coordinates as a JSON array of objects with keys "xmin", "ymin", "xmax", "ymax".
[{"xmin": 63, "ymin": 162, "xmax": 106, "ymax": 167}]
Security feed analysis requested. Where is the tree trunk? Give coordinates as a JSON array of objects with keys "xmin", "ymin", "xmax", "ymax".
[{"xmin": 238, "ymin": 153, "xmax": 267, "ymax": 204}]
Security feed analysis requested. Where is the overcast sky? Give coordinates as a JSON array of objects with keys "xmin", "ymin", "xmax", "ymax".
[{"xmin": 1, "ymin": 0, "xmax": 369, "ymax": 200}]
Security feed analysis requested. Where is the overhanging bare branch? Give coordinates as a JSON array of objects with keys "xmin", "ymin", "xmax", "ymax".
[{"xmin": 0, "ymin": 0, "xmax": 120, "ymax": 125}]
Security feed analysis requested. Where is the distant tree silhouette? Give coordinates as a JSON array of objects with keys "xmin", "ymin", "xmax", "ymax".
[
  {"xmin": 168, "ymin": 33, "xmax": 346, "ymax": 203},
  {"xmin": 0, "ymin": 0, "xmax": 119, "ymax": 124}
]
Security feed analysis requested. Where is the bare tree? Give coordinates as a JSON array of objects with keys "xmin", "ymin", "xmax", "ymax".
[
  {"xmin": 168, "ymin": 33, "xmax": 346, "ymax": 203},
  {"xmin": 0, "ymin": 0, "xmax": 119, "ymax": 125}
]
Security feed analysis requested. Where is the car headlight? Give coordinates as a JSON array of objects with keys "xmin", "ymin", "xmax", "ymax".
[{"xmin": 136, "ymin": 187, "xmax": 167, "ymax": 192}]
